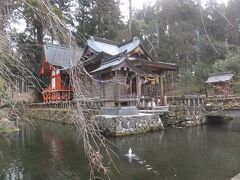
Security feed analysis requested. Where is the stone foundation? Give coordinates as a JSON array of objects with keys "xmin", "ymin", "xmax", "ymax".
[
  {"xmin": 24, "ymin": 109, "xmax": 164, "ymax": 136},
  {"xmin": 0, "ymin": 108, "xmax": 9, "ymax": 119},
  {"xmin": 24, "ymin": 108, "xmax": 74, "ymax": 124},
  {"xmin": 95, "ymin": 113, "xmax": 164, "ymax": 136},
  {"xmin": 100, "ymin": 106, "xmax": 139, "ymax": 116},
  {"xmin": 0, "ymin": 118, "xmax": 17, "ymax": 131},
  {"xmin": 161, "ymin": 105, "xmax": 206, "ymax": 128}
]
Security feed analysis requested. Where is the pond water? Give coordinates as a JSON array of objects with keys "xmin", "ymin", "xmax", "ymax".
[{"xmin": 1, "ymin": 119, "xmax": 240, "ymax": 180}]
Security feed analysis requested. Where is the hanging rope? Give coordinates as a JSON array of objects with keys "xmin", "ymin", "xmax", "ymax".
[{"xmin": 144, "ymin": 76, "xmax": 159, "ymax": 84}]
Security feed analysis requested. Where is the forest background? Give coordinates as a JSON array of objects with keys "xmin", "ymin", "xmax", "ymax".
[{"xmin": 1, "ymin": 0, "xmax": 240, "ymax": 101}]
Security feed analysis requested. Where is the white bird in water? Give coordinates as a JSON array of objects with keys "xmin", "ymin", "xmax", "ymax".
[
  {"xmin": 128, "ymin": 148, "xmax": 132, "ymax": 156},
  {"xmin": 125, "ymin": 148, "xmax": 137, "ymax": 163}
]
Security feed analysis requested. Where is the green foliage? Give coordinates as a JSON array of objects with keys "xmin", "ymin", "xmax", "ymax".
[
  {"xmin": 225, "ymin": 0, "xmax": 240, "ymax": 45},
  {"xmin": 76, "ymin": 0, "xmax": 124, "ymax": 44},
  {"xmin": 7, "ymin": 0, "xmax": 240, "ymax": 96},
  {"xmin": 193, "ymin": 61, "xmax": 212, "ymax": 84},
  {"xmin": 131, "ymin": 0, "xmax": 240, "ymax": 95},
  {"xmin": 131, "ymin": 0, "xmax": 226, "ymax": 69},
  {"xmin": 180, "ymin": 70, "xmax": 195, "ymax": 86},
  {"xmin": 0, "ymin": 78, "xmax": 13, "ymax": 108},
  {"xmin": 234, "ymin": 83, "xmax": 240, "ymax": 96},
  {"xmin": 212, "ymin": 50, "xmax": 240, "ymax": 74}
]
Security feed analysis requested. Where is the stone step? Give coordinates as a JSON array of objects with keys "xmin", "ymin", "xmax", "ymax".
[{"xmin": 154, "ymin": 106, "xmax": 169, "ymax": 111}]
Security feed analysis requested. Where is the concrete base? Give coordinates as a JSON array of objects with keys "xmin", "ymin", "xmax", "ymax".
[{"xmin": 100, "ymin": 106, "xmax": 139, "ymax": 116}]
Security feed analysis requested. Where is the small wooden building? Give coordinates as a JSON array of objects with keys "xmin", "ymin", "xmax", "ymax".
[
  {"xmin": 38, "ymin": 44, "xmax": 83, "ymax": 102},
  {"xmin": 205, "ymin": 72, "xmax": 234, "ymax": 96},
  {"xmin": 82, "ymin": 36, "xmax": 178, "ymax": 110}
]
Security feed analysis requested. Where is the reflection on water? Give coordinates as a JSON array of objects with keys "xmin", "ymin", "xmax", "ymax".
[
  {"xmin": 1, "ymin": 119, "xmax": 240, "ymax": 180},
  {"xmin": 0, "ymin": 122, "xmax": 89, "ymax": 180}
]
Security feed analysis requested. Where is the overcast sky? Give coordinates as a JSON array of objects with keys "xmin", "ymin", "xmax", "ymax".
[
  {"xmin": 10, "ymin": 0, "xmax": 230, "ymax": 33},
  {"xmin": 120, "ymin": 0, "xmax": 229, "ymax": 22}
]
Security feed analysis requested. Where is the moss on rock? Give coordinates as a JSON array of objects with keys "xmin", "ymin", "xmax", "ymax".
[{"xmin": 0, "ymin": 118, "xmax": 19, "ymax": 132}]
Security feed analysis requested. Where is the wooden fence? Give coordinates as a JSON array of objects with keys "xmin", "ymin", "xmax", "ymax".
[{"xmin": 30, "ymin": 98, "xmax": 102, "ymax": 109}]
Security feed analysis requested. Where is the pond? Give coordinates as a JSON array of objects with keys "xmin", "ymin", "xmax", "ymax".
[{"xmin": 1, "ymin": 119, "xmax": 240, "ymax": 180}]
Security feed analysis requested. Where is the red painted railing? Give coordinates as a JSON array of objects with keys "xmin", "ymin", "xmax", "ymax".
[{"xmin": 42, "ymin": 87, "xmax": 72, "ymax": 102}]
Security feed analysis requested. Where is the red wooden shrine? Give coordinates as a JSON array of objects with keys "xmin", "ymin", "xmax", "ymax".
[{"xmin": 38, "ymin": 44, "xmax": 82, "ymax": 102}]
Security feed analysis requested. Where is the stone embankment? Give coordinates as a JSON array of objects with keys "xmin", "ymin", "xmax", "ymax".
[
  {"xmin": 96, "ymin": 113, "xmax": 164, "ymax": 136},
  {"xmin": 163, "ymin": 96, "xmax": 207, "ymax": 128},
  {"xmin": 0, "ymin": 109, "xmax": 18, "ymax": 132},
  {"xmin": 24, "ymin": 95, "xmax": 209, "ymax": 135},
  {"xmin": 0, "ymin": 118, "xmax": 17, "ymax": 131},
  {"xmin": 25, "ymin": 108, "xmax": 164, "ymax": 136},
  {"xmin": 24, "ymin": 108, "xmax": 74, "ymax": 124},
  {"xmin": 161, "ymin": 105, "xmax": 206, "ymax": 128}
]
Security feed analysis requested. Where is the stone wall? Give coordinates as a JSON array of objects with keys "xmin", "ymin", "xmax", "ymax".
[
  {"xmin": 24, "ymin": 108, "xmax": 74, "ymax": 124},
  {"xmin": 161, "ymin": 105, "xmax": 206, "ymax": 128},
  {"xmin": 0, "ymin": 108, "xmax": 9, "ymax": 119},
  {"xmin": 100, "ymin": 106, "xmax": 139, "ymax": 116},
  {"xmin": 0, "ymin": 109, "xmax": 19, "ymax": 132},
  {"xmin": 95, "ymin": 113, "xmax": 164, "ymax": 136},
  {"xmin": 25, "ymin": 109, "xmax": 164, "ymax": 136}
]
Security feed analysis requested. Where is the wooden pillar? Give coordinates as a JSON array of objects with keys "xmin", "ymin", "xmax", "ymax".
[
  {"xmin": 188, "ymin": 99, "xmax": 191, "ymax": 106},
  {"xmin": 130, "ymin": 78, "xmax": 133, "ymax": 96},
  {"xmin": 129, "ymin": 78, "xmax": 133, "ymax": 106},
  {"xmin": 21, "ymin": 79, "xmax": 24, "ymax": 93},
  {"xmin": 103, "ymin": 81, "xmax": 105, "ymax": 98},
  {"xmin": 193, "ymin": 98, "xmax": 196, "ymax": 111},
  {"xmin": 113, "ymin": 81, "xmax": 116, "ymax": 101},
  {"xmin": 160, "ymin": 75, "xmax": 164, "ymax": 105},
  {"xmin": 136, "ymin": 75, "xmax": 141, "ymax": 98}
]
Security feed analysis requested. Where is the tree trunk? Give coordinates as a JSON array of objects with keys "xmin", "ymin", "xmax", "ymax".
[
  {"xmin": 36, "ymin": 23, "xmax": 44, "ymax": 45},
  {"xmin": 156, "ymin": 20, "xmax": 159, "ymax": 47},
  {"xmin": 128, "ymin": 0, "xmax": 132, "ymax": 38}
]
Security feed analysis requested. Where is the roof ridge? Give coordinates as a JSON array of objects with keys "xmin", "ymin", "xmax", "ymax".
[
  {"xmin": 117, "ymin": 36, "xmax": 139, "ymax": 47},
  {"xmin": 88, "ymin": 36, "xmax": 120, "ymax": 46},
  {"xmin": 209, "ymin": 72, "xmax": 233, "ymax": 76},
  {"xmin": 101, "ymin": 51, "xmax": 127, "ymax": 65},
  {"xmin": 44, "ymin": 43, "xmax": 83, "ymax": 51}
]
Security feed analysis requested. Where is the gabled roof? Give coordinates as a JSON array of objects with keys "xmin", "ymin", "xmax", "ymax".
[
  {"xmin": 205, "ymin": 72, "xmax": 234, "ymax": 84},
  {"xmin": 91, "ymin": 56, "xmax": 124, "ymax": 73},
  {"xmin": 87, "ymin": 36, "xmax": 141, "ymax": 56},
  {"xmin": 91, "ymin": 56, "xmax": 152, "ymax": 76},
  {"xmin": 131, "ymin": 59, "xmax": 178, "ymax": 71},
  {"xmin": 91, "ymin": 55, "xmax": 177, "ymax": 75},
  {"xmin": 44, "ymin": 44, "xmax": 83, "ymax": 69},
  {"xmin": 85, "ymin": 36, "xmax": 178, "ymax": 75}
]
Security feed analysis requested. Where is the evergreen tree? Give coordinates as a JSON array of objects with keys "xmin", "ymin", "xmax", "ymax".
[
  {"xmin": 225, "ymin": 0, "xmax": 240, "ymax": 46},
  {"xmin": 76, "ymin": 0, "xmax": 124, "ymax": 43}
]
